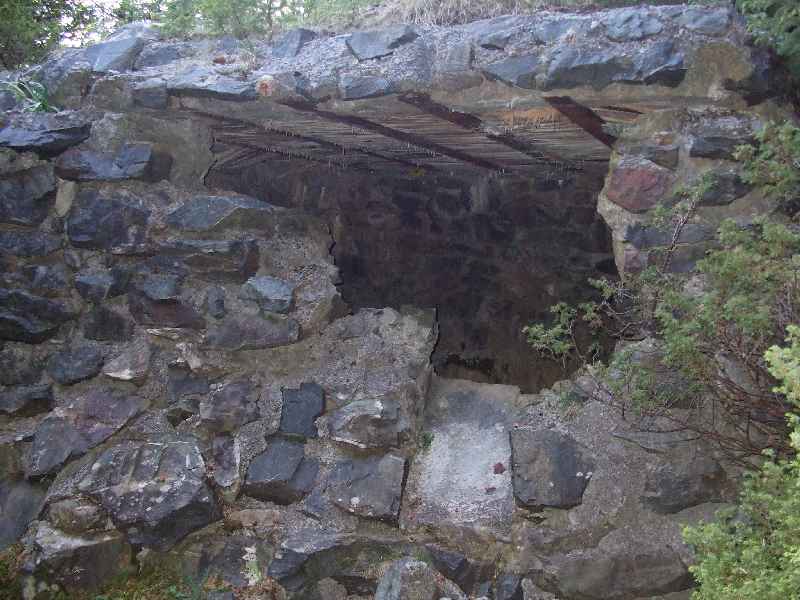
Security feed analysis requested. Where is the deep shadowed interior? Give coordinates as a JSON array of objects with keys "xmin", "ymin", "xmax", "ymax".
[{"xmin": 207, "ymin": 158, "xmax": 616, "ymax": 393}]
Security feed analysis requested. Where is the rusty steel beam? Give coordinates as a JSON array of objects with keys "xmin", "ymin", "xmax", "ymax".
[
  {"xmin": 281, "ymin": 99, "xmax": 505, "ymax": 172},
  {"xmin": 544, "ymin": 96, "xmax": 617, "ymax": 148},
  {"xmin": 398, "ymin": 91, "xmax": 573, "ymax": 166},
  {"xmin": 189, "ymin": 109, "xmax": 434, "ymax": 173}
]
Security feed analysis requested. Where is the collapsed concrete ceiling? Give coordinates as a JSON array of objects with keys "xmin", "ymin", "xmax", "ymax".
[{"xmin": 8, "ymin": 4, "xmax": 769, "ymax": 183}]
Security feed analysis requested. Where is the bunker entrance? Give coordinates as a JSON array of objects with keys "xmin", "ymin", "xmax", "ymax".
[{"xmin": 208, "ymin": 156, "xmax": 616, "ymax": 393}]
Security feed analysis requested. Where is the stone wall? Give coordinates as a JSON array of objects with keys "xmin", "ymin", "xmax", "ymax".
[{"xmin": 0, "ymin": 4, "xmax": 792, "ymax": 599}]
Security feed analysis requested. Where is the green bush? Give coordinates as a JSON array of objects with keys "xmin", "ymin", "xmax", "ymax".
[
  {"xmin": 683, "ymin": 326, "xmax": 800, "ymax": 600},
  {"xmin": 0, "ymin": 0, "xmax": 95, "ymax": 69},
  {"xmin": 737, "ymin": 0, "xmax": 800, "ymax": 78}
]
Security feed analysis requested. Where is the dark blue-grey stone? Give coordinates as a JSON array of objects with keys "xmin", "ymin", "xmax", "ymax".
[
  {"xmin": 167, "ymin": 66, "xmax": 258, "ymax": 101},
  {"xmin": 339, "ymin": 75, "xmax": 394, "ymax": 100},
  {"xmin": 0, "ymin": 288, "xmax": 74, "ymax": 343},
  {"xmin": 606, "ymin": 9, "xmax": 663, "ymax": 42},
  {"xmin": 46, "ymin": 345, "xmax": 104, "ymax": 385},
  {"xmin": 0, "ymin": 384, "xmax": 53, "ymax": 416},
  {"xmin": 84, "ymin": 36, "xmax": 145, "ymax": 73},
  {"xmin": 157, "ymin": 239, "xmax": 259, "ymax": 283},
  {"xmin": 243, "ymin": 437, "xmax": 318, "ymax": 504},
  {"xmin": 0, "ymin": 230, "xmax": 62, "ymax": 257},
  {"xmin": 55, "ymin": 143, "xmax": 158, "ymax": 181},
  {"xmin": 203, "ymin": 315, "xmax": 300, "ymax": 351},
  {"xmin": 239, "ymin": 276, "xmax": 294, "ymax": 314},
  {"xmin": 346, "ymin": 25, "xmax": 419, "ymax": 61},
  {"xmin": 205, "ymin": 286, "xmax": 226, "ymax": 319},
  {"xmin": 0, "ymin": 164, "xmax": 55, "ymax": 226},
  {"xmin": 83, "ymin": 306, "xmax": 134, "ymax": 342},
  {"xmin": 279, "ymin": 383, "xmax": 324, "ymax": 438},
  {"xmin": 0, "ymin": 113, "xmax": 92, "ymax": 157},
  {"xmin": 272, "ymin": 28, "xmax": 317, "ymax": 58},
  {"xmin": 0, "ymin": 479, "xmax": 47, "ymax": 551},
  {"xmin": 166, "ymin": 195, "xmax": 277, "ymax": 232},
  {"xmin": 74, "ymin": 268, "xmax": 129, "ymax": 303},
  {"xmin": 483, "ymin": 55, "xmax": 540, "ymax": 89},
  {"xmin": 67, "ymin": 191, "xmax": 150, "ymax": 254},
  {"xmin": 511, "ymin": 429, "xmax": 595, "ymax": 509}
]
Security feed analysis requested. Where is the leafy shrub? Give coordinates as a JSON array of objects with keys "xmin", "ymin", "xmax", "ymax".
[
  {"xmin": 525, "ymin": 124, "xmax": 800, "ymax": 460},
  {"xmin": 2, "ymin": 80, "xmax": 58, "ymax": 112},
  {"xmin": 737, "ymin": 0, "xmax": 800, "ymax": 78},
  {"xmin": 683, "ymin": 326, "xmax": 800, "ymax": 600},
  {"xmin": 0, "ymin": 0, "xmax": 95, "ymax": 69}
]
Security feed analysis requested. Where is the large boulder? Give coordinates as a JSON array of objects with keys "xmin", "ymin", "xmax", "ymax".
[{"xmin": 78, "ymin": 438, "xmax": 220, "ymax": 550}]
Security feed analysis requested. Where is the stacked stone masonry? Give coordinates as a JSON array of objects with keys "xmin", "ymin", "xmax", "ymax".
[{"xmin": 0, "ymin": 4, "xmax": 789, "ymax": 599}]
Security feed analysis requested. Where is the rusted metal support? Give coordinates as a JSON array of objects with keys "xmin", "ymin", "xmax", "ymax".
[
  {"xmin": 282, "ymin": 99, "xmax": 505, "ymax": 172},
  {"xmin": 544, "ymin": 96, "xmax": 617, "ymax": 148},
  {"xmin": 398, "ymin": 91, "xmax": 572, "ymax": 166}
]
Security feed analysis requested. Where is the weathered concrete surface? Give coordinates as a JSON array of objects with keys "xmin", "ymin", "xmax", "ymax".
[{"xmin": 401, "ymin": 376, "xmax": 518, "ymax": 543}]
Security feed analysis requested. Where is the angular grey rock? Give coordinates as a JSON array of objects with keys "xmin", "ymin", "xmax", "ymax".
[
  {"xmin": 67, "ymin": 191, "xmax": 150, "ymax": 254},
  {"xmin": 26, "ymin": 523, "xmax": 132, "ymax": 592},
  {"xmin": 46, "ymin": 345, "xmax": 105, "ymax": 385},
  {"xmin": 0, "ymin": 346, "xmax": 44, "ymax": 385},
  {"xmin": 166, "ymin": 195, "xmax": 278, "ymax": 232},
  {"xmin": 326, "ymin": 453, "xmax": 405, "ymax": 521},
  {"xmin": 0, "ymin": 288, "xmax": 75, "ymax": 343},
  {"xmin": 483, "ymin": 55, "xmax": 540, "ymax": 89},
  {"xmin": 273, "ymin": 28, "xmax": 317, "ymax": 58},
  {"xmin": 267, "ymin": 529, "xmax": 349, "ymax": 581},
  {"xmin": 167, "ymin": 66, "xmax": 258, "ymax": 101},
  {"xmin": 606, "ymin": 9, "xmax": 663, "ymax": 42},
  {"xmin": 102, "ymin": 339, "xmax": 151, "ymax": 385},
  {"xmin": 209, "ymin": 435, "xmax": 240, "ymax": 490},
  {"xmin": 0, "ymin": 112, "xmax": 92, "ymax": 156},
  {"xmin": 128, "ymin": 292, "xmax": 205, "ymax": 329},
  {"xmin": 205, "ymin": 286, "xmax": 226, "ymax": 319},
  {"xmin": 0, "ymin": 384, "xmax": 53, "ymax": 416},
  {"xmin": 280, "ymin": 382, "xmax": 324, "ymax": 438},
  {"xmin": 138, "ymin": 273, "xmax": 182, "ymax": 301},
  {"xmin": 55, "ymin": 143, "xmax": 160, "ymax": 181},
  {"xmin": 157, "ymin": 239, "xmax": 259, "ymax": 283},
  {"xmin": 511, "ymin": 428, "xmax": 595, "ymax": 509},
  {"xmin": 493, "ymin": 573, "xmax": 524, "ymax": 600},
  {"xmin": 0, "ymin": 163, "xmax": 55, "ymax": 226},
  {"xmin": 339, "ymin": 75, "xmax": 395, "ymax": 100},
  {"xmin": 635, "ymin": 40, "xmax": 686, "ymax": 87},
  {"xmin": 196, "ymin": 536, "xmax": 271, "ymax": 589},
  {"xmin": 375, "ymin": 558, "xmax": 466, "ymax": 600},
  {"xmin": 204, "ymin": 314, "xmax": 300, "ymax": 351},
  {"xmin": 240, "ymin": 275, "xmax": 295, "ymax": 314},
  {"xmin": 0, "ymin": 478, "xmax": 47, "ymax": 550},
  {"xmin": 135, "ymin": 43, "xmax": 189, "ymax": 69},
  {"xmin": 624, "ymin": 223, "xmax": 713, "ymax": 250},
  {"xmin": 47, "ymin": 498, "xmax": 108, "ymax": 534},
  {"xmin": 200, "ymin": 379, "xmax": 259, "ymax": 433},
  {"xmin": 243, "ymin": 437, "xmax": 318, "ymax": 504},
  {"xmin": 346, "ymin": 25, "xmax": 419, "ymax": 61},
  {"xmin": 328, "ymin": 398, "xmax": 405, "ymax": 449},
  {"xmin": 74, "ymin": 268, "xmax": 130, "ymax": 303},
  {"xmin": 78, "ymin": 438, "xmax": 220, "ymax": 550},
  {"xmin": 83, "ymin": 306, "xmax": 134, "ymax": 342},
  {"xmin": 0, "ymin": 230, "xmax": 62, "ymax": 257},
  {"xmin": 84, "ymin": 36, "xmax": 145, "ymax": 73},
  {"xmin": 27, "ymin": 390, "xmax": 145, "ymax": 477},
  {"xmin": 689, "ymin": 134, "xmax": 748, "ymax": 160},
  {"xmin": 132, "ymin": 80, "xmax": 169, "ymax": 108},
  {"xmin": 675, "ymin": 7, "xmax": 730, "ymax": 36},
  {"xmin": 641, "ymin": 452, "xmax": 730, "ymax": 514}
]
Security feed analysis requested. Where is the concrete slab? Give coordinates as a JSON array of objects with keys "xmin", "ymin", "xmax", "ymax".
[{"xmin": 401, "ymin": 376, "xmax": 520, "ymax": 544}]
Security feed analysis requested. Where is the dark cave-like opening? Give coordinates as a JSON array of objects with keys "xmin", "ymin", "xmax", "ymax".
[{"xmin": 207, "ymin": 158, "xmax": 617, "ymax": 393}]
